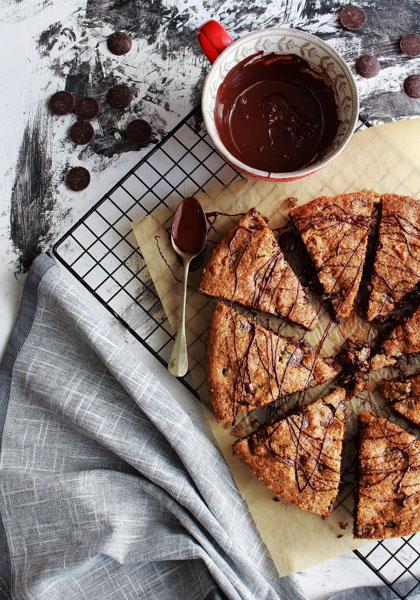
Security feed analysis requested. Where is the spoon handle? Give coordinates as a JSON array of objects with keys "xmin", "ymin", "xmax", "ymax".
[{"xmin": 168, "ymin": 258, "xmax": 191, "ymax": 377}]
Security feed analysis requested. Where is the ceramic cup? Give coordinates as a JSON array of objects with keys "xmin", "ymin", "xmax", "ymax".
[{"xmin": 197, "ymin": 20, "xmax": 359, "ymax": 181}]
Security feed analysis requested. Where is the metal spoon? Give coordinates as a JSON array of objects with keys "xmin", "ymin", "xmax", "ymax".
[{"xmin": 168, "ymin": 197, "xmax": 207, "ymax": 377}]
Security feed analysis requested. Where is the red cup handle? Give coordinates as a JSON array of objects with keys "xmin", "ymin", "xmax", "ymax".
[{"xmin": 197, "ymin": 20, "xmax": 233, "ymax": 64}]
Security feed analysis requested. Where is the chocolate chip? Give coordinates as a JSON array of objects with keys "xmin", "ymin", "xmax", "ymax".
[
  {"xmin": 74, "ymin": 97, "xmax": 99, "ymax": 120},
  {"xmin": 386, "ymin": 520, "xmax": 397, "ymax": 528},
  {"xmin": 404, "ymin": 74, "xmax": 420, "ymax": 98},
  {"xmin": 125, "ymin": 119, "xmax": 152, "ymax": 144},
  {"xmin": 69, "ymin": 120, "xmax": 94, "ymax": 145},
  {"xmin": 65, "ymin": 167, "xmax": 90, "ymax": 191},
  {"xmin": 355, "ymin": 55, "xmax": 381, "ymax": 78},
  {"xmin": 244, "ymin": 382, "xmax": 255, "ymax": 394},
  {"xmin": 222, "ymin": 367, "xmax": 229, "ymax": 376},
  {"xmin": 49, "ymin": 91, "xmax": 75, "ymax": 115},
  {"xmin": 107, "ymin": 84, "xmax": 133, "ymax": 109},
  {"xmin": 400, "ymin": 33, "xmax": 420, "ymax": 57},
  {"xmin": 340, "ymin": 4, "xmax": 366, "ymax": 30},
  {"xmin": 107, "ymin": 31, "xmax": 132, "ymax": 56}
]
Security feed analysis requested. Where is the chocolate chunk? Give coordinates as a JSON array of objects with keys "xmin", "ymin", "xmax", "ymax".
[
  {"xmin": 355, "ymin": 55, "xmax": 381, "ymax": 78},
  {"xmin": 107, "ymin": 84, "xmax": 133, "ymax": 109},
  {"xmin": 244, "ymin": 382, "xmax": 255, "ymax": 395},
  {"xmin": 74, "ymin": 97, "xmax": 99, "ymax": 120},
  {"xmin": 69, "ymin": 120, "xmax": 94, "ymax": 145},
  {"xmin": 400, "ymin": 33, "xmax": 420, "ymax": 57},
  {"xmin": 65, "ymin": 167, "xmax": 90, "ymax": 191},
  {"xmin": 107, "ymin": 31, "xmax": 132, "ymax": 56},
  {"xmin": 404, "ymin": 74, "xmax": 420, "ymax": 98},
  {"xmin": 340, "ymin": 4, "xmax": 366, "ymax": 30},
  {"xmin": 49, "ymin": 91, "xmax": 75, "ymax": 115},
  {"xmin": 125, "ymin": 119, "xmax": 152, "ymax": 144}
]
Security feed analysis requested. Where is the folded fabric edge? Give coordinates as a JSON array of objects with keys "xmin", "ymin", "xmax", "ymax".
[{"xmin": 0, "ymin": 253, "xmax": 55, "ymax": 599}]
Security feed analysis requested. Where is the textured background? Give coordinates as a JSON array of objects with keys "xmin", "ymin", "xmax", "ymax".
[{"xmin": 1, "ymin": 1, "xmax": 420, "ymax": 596}]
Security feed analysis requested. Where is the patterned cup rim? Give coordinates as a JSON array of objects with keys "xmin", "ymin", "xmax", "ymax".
[{"xmin": 202, "ymin": 27, "xmax": 359, "ymax": 180}]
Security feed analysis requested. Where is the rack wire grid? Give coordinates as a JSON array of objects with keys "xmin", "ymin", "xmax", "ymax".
[{"xmin": 53, "ymin": 107, "xmax": 419, "ymax": 598}]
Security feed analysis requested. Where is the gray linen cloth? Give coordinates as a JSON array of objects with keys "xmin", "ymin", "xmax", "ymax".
[{"xmin": 0, "ymin": 254, "xmax": 417, "ymax": 600}]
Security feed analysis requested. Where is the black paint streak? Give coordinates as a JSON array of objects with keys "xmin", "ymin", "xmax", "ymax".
[
  {"xmin": 85, "ymin": 0, "xmax": 201, "ymax": 59},
  {"xmin": 37, "ymin": 21, "xmax": 76, "ymax": 57},
  {"xmin": 10, "ymin": 110, "xmax": 55, "ymax": 272}
]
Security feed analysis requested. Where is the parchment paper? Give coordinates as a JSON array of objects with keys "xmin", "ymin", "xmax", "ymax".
[{"xmin": 132, "ymin": 119, "xmax": 420, "ymax": 576}]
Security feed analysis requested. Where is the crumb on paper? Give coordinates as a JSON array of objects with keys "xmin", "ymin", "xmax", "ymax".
[
  {"xmin": 339, "ymin": 521, "xmax": 348, "ymax": 530},
  {"xmin": 337, "ymin": 534, "xmax": 344, "ymax": 538},
  {"xmin": 286, "ymin": 197, "xmax": 298, "ymax": 208},
  {"xmin": 273, "ymin": 497, "xmax": 280, "ymax": 502}
]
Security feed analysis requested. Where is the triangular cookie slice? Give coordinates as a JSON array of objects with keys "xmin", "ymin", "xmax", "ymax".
[
  {"xmin": 378, "ymin": 373, "xmax": 420, "ymax": 426},
  {"xmin": 233, "ymin": 388, "xmax": 346, "ymax": 517},
  {"xmin": 290, "ymin": 191, "xmax": 376, "ymax": 320},
  {"xmin": 354, "ymin": 412, "xmax": 420, "ymax": 539},
  {"xmin": 367, "ymin": 194, "xmax": 420, "ymax": 322},
  {"xmin": 208, "ymin": 303, "xmax": 340, "ymax": 425},
  {"xmin": 371, "ymin": 306, "xmax": 420, "ymax": 370},
  {"xmin": 199, "ymin": 208, "xmax": 316, "ymax": 330}
]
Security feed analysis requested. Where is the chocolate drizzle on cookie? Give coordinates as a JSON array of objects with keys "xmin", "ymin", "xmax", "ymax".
[{"xmin": 354, "ymin": 412, "xmax": 420, "ymax": 539}]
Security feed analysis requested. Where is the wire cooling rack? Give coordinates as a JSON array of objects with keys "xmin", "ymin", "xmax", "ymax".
[{"xmin": 53, "ymin": 108, "xmax": 419, "ymax": 598}]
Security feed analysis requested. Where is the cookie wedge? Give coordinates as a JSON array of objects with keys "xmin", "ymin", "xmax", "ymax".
[
  {"xmin": 233, "ymin": 388, "xmax": 346, "ymax": 517},
  {"xmin": 378, "ymin": 373, "xmax": 420, "ymax": 427},
  {"xmin": 367, "ymin": 194, "xmax": 420, "ymax": 322},
  {"xmin": 371, "ymin": 306, "xmax": 420, "ymax": 370},
  {"xmin": 199, "ymin": 208, "xmax": 316, "ymax": 329},
  {"xmin": 290, "ymin": 191, "xmax": 376, "ymax": 320}
]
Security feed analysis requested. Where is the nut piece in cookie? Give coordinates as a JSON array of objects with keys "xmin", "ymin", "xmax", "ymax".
[
  {"xmin": 290, "ymin": 191, "xmax": 376, "ymax": 321},
  {"xmin": 233, "ymin": 388, "xmax": 346, "ymax": 517},
  {"xmin": 199, "ymin": 208, "xmax": 317, "ymax": 330},
  {"xmin": 207, "ymin": 303, "xmax": 340, "ymax": 425},
  {"xmin": 354, "ymin": 412, "xmax": 420, "ymax": 539}
]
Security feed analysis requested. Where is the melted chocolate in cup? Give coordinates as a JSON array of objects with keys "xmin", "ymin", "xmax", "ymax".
[
  {"xmin": 214, "ymin": 53, "xmax": 340, "ymax": 173},
  {"xmin": 171, "ymin": 197, "xmax": 207, "ymax": 255}
]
